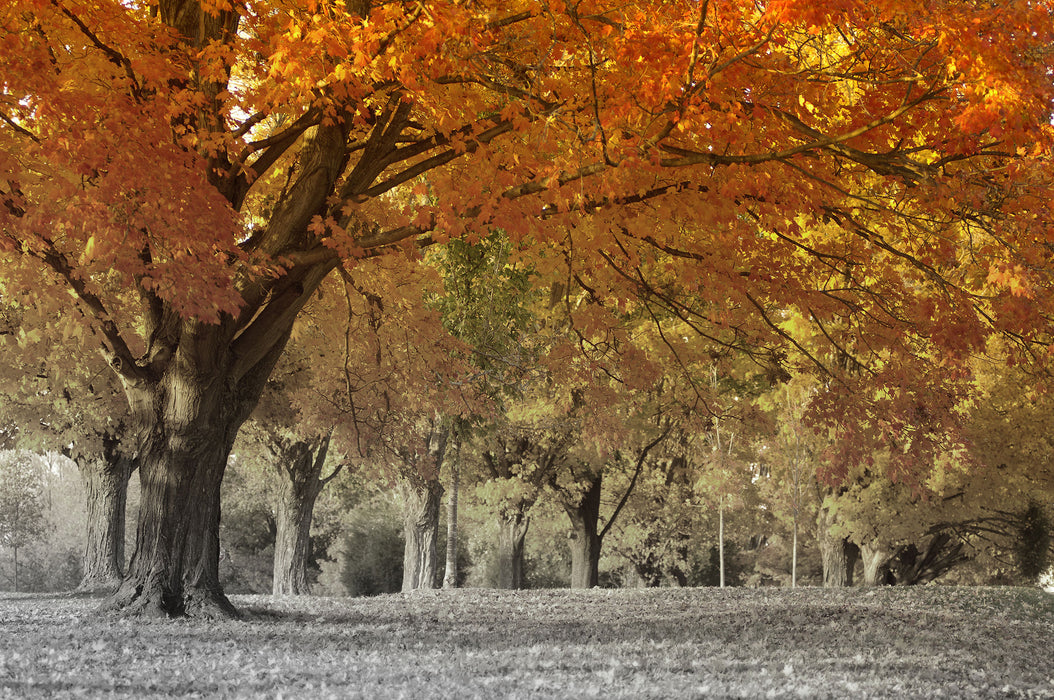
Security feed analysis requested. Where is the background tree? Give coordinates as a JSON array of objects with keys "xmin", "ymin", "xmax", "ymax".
[
  {"xmin": 3, "ymin": 0, "xmax": 1053, "ymax": 616},
  {"xmin": 318, "ymin": 489, "xmax": 406, "ymax": 597},
  {"xmin": 0, "ymin": 452, "xmax": 50, "ymax": 592},
  {"xmin": 757, "ymin": 375, "xmax": 824, "ymax": 587},
  {"xmin": 0, "ymin": 282, "xmax": 137, "ymax": 591},
  {"xmin": 427, "ymin": 232, "xmax": 545, "ymax": 589}
]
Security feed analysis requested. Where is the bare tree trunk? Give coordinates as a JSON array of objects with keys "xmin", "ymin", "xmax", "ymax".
[
  {"xmin": 564, "ymin": 475, "xmax": 603, "ymax": 589},
  {"xmin": 77, "ymin": 441, "xmax": 136, "ymax": 592},
  {"xmin": 401, "ymin": 480, "xmax": 443, "ymax": 591},
  {"xmin": 105, "ymin": 330, "xmax": 290, "ymax": 618},
  {"xmin": 818, "ymin": 505, "xmax": 857, "ymax": 587},
  {"xmin": 791, "ymin": 519, "xmax": 798, "ymax": 588},
  {"xmin": 860, "ymin": 542, "xmax": 893, "ymax": 586},
  {"xmin": 495, "ymin": 509, "xmax": 529, "ymax": 589},
  {"xmin": 719, "ymin": 497, "xmax": 726, "ymax": 588},
  {"xmin": 442, "ymin": 460, "xmax": 459, "ymax": 589},
  {"xmin": 109, "ymin": 430, "xmax": 233, "ymax": 616},
  {"xmin": 273, "ymin": 432, "xmax": 339, "ymax": 595}
]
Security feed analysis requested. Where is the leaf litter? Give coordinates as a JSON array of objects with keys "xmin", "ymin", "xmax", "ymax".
[{"xmin": 0, "ymin": 587, "xmax": 1051, "ymax": 698}]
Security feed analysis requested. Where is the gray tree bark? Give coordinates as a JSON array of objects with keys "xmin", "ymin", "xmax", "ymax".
[
  {"xmin": 495, "ymin": 508, "xmax": 529, "ymax": 589},
  {"xmin": 272, "ymin": 432, "xmax": 339, "ymax": 595},
  {"xmin": 860, "ymin": 542, "xmax": 893, "ymax": 586},
  {"xmin": 105, "ymin": 329, "xmax": 293, "ymax": 618},
  {"xmin": 401, "ymin": 480, "xmax": 443, "ymax": 591},
  {"xmin": 442, "ymin": 459, "xmax": 459, "ymax": 589},
  {"xmin": 564, "ymin": 475, "xmax": 603, "ymax": 589},
  {"xmin": 76, "ymin": 436, "xmax": 136, "ymax": 592},
  {"xmin": 818, "ymin": 505, "xmax": 858, "ymax": 587}
]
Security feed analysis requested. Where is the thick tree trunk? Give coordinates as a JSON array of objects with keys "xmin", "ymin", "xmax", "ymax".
[
  {"xmin": 860, "ymin": 542, "xmax": 893, "ymax": 586},
  {"xmin": 105, "ymin": 330, "xmax": 289, "ymax": 618},
  {"xmin": 564, "ymin": 475, "xmax": 603, "ymax": 589},
  {"xmin": 495, "ymin": 508, "xmax": 529, "ymax": 590},
  {"xmin": 108, "ymin": 430, "xmax": 233, "ymax": 616},
  {"xmin": 272, "ymin": 433, "xmax": 337, "ymax": 595},
  {"xmin": 76, "ymin": 445, "xmax": 136, "ymax": 592},
  {"xmin": 401, "ymin": 479, "xmax": 443, "ymax": 591},
  {"xmin": 818, "ymin": 505, "xmax": 858, "ymax": 587}
]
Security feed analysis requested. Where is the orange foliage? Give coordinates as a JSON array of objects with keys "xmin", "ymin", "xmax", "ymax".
[{"xmin": 0, "ymin": 0, "xmax": 1052, "ymax": 466}]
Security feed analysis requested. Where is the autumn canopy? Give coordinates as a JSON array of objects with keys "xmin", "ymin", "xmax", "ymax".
[{"xmin": 1, "ymin": 0, "xmax": 1052, "ymax": 615}]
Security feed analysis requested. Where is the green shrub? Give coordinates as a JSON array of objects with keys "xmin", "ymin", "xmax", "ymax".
[
  {"xmin": 688, "ymin": 542, "xmax": 746, "ymax": 587},
  {"xmin": 324, "ymin": 500, "xmax": 404, "ymax": 597}
]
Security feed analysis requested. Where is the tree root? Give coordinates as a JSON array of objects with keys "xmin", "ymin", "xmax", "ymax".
[{"xmin": 101, "ymin": 579, "xmax": 240, "ymax": 619}]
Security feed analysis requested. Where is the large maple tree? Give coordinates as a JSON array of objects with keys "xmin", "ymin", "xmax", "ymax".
[{"xmin": 2, "ymin": 0, "xmax": 1052, "ymax": 615}]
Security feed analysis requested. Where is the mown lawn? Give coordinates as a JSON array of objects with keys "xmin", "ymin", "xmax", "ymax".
[{"xmin": 1, "ymin": 586, "xmax": 1051, "ymax": 698}]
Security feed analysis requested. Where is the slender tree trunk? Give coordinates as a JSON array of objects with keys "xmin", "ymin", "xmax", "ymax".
[
  {"xmin": 791, "ymin": 519, "xmax": 798, "ymax": 589},
  {"xmin": 272, "ymin": 433, "xmax": 337, "ymax": 595},
  {"xmin": 495, "ymin": 508, "xmax": 529, "ymax": 589},
  {"xmin": 12, "ymin": 547, "xmax": 17, "ymax": 593},
  {"xmin": 718, "ymin": 497, "xmax": 726, "ymax": 589},
  {"xmin": 401, "ymin": 480, "xmax": 443, "ymax": 591},
  {"xmin": 442, "ymin": 460, "xmax": 459, "ymax": 589},
  {"xmin": 846, "ymin": 541, "xmax": 860, "ymax": 585},
  {"xmin": 77, "ymin": 446, "xmax": 136, "ymax": 592},
  {"xmin": 564, "ymin": 475, "xmax": 603, "ymax": 589}
]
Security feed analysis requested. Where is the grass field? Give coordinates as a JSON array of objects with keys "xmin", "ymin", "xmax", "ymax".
[{"xmin": 1, "ymin": 586, "xmax": 1051, "ymax": 698}]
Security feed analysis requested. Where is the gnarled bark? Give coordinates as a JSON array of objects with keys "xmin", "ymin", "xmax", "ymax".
[
  {"xmin": 272, "ymin": 432, "xmax": 340, "ymax": 595},
  {"xmin": 818, "ymin": 505, "xmax": 859, "ymax": 587},
  {"xmin": 495, "ymin": 508, "xmax": 529, "ymax": 590},
  {"xmin": 104, "ymin": 326, "xmax": 293, "ymax": 618},
  {"xmin": 76, "ymin": 435, "xmax": 136, "ymax": 592},
  {"xmin": 564, "ymin": 475, "xmax": 603, "ymax": 589},
  {"xmin": 400, "ymin": 479, "xmax": 443, "ymax": 591}
]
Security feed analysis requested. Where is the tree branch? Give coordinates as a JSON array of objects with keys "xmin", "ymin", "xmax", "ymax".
[
  {"xmin": 600, "ymin": 424, "xmax": 671, "ymax": 541},
  {"xmin": 31, "ymin": 242, "xmax": 146, "ymax": 385}
]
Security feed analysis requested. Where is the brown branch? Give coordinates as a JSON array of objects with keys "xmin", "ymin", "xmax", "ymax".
[
  {"xmin": 485, "ymin": 10, "xmax": 534, "ymax": 30},
  {"xmin": 340, "ymin": 96, "xmax": 416, "ymax": 199},
  {"xmin": 231, "ymin": 112, "xmax": 269, "ymax": 140},
  {"xmin": 742, "ymin": 290, "xmax": 842, "ymax": 384},
  {"xmin": 51, "ymin": 0, "xmax": 142, "ymax": 101},
  {"xmin": 0, "ymin": 114, "xmax": 40, "ymax": 144},
  {"xmin": 360, "ymin": 117, "xmax": 518, "ymax": 199},
  {"xmin": 375, "ymin": 5, "xmax": 424, "ymax": 56},
  {"xmin": 600, "ymin": 423, "xmax": 671, "ymax": 541},
  {"xmin": 32, "ymin": 241, "xmax": 146, "ymax": 384},
  {"xmin": 230, "ymin": 257, "xmax": 340, "ymax": 380},
  {"xmin": 231, "ymin": 107, "xmax": 325, "ymax": 201}
]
